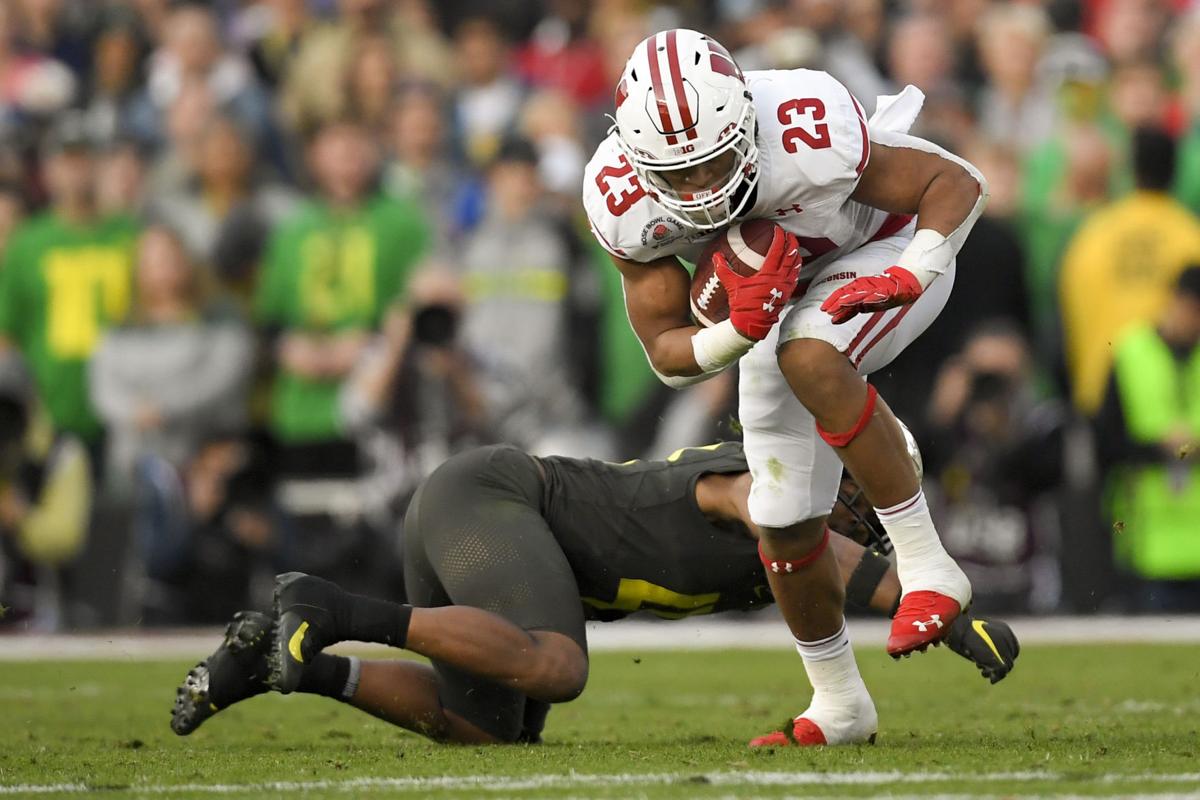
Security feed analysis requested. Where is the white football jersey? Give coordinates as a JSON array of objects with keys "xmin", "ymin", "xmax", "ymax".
[{"xmin": 583, "ymin": 69, "xmax": 915, "ymax": 279}]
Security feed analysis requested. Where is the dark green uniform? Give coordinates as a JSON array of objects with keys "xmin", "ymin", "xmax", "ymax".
[
  {"xmin": 401, "ymin": 442, "xmax": 765, "ymax": 742},
  {"xmin": 540, "ymin": 442, "xmax": 769, "ymax": 621}
]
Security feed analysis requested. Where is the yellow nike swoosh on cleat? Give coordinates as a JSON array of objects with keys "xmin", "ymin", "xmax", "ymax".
[
  {"xmin": 288, "ymin": 621, "xmax": 309, "ymax": 664},
  {"xmin": 971, "ymin": 619, "xmax": 1005, "ymax": 664}
]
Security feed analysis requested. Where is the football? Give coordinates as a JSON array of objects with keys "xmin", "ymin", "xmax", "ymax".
[{"xmin": 690, "ymin": 219, "xmax": 783, "ymax": 327}]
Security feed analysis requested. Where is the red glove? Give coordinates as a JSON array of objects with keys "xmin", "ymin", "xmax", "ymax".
[
  {"xmin": 820, "ymin": 266, "xmax": 922, "ymax": 325},
  {"xmin": 715, "ymin": 228, "xmax": 802, "ymax": 341}
]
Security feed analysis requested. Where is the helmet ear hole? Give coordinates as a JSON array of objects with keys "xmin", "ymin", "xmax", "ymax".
[{"xmin": 694, "ymin": 52, "xmax": 701, "ymax": 65}]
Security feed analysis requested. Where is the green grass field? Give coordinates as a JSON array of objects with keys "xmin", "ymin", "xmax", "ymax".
[{"xmin": 2, "ymin": 643, "xmax": 1199, "ymax": 799}]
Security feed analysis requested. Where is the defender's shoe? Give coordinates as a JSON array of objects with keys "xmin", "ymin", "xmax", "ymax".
[
  {"xmin": 268, "ymin": 572, "xmax": 345, "ymax": 693},
  {"xmin": 748, "ymin": 693, "xmax": 877, "ymax": 748},
  {"xmin": 945, "ymin": 613, "xmax": 1020, "ymax": 684},
  {"xmin": 171, "ymin": 611, "xmax": 271, "ymax": 735}
]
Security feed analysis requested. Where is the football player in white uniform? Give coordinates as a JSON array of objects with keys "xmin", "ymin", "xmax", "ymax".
[{"xmin": 582, "ymin": 29, "xmax": 989, "ymax": 747}]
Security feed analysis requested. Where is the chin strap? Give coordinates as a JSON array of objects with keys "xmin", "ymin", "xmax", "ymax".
[{"xmin": 758, "ymin": 528, "xmax": 831, "ymax": 574}]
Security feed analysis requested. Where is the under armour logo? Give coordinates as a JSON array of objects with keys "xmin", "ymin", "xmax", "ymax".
[
  {"xmin": 768, "ymin": 560, "xmax": 794, "ymax": 574},
  {"xmin": 912, "ymin": 615, "xmax": 943, "ymax": 632},
  {"xmin": 762, "ymin": 287, "xmax": 785, "ymax": 313}
]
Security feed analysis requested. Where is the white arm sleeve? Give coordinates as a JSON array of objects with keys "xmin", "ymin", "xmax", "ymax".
[{"xmin": 870, "ymin": 129, "xmax": 990, "ymax": 289}]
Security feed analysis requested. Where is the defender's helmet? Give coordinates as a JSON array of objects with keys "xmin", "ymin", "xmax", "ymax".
[{"xmin": 612, "ymin": 29, "xmax": 758, "ymax": 231}]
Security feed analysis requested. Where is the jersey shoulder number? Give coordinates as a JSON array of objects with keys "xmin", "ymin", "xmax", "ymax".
[
  {"xmin": 749, "ymin": 69, "xmax": 871, "ymax": 209},
  {"xmin": 582, "ymin": 135, "xmax": 694, "ymax": 263}
]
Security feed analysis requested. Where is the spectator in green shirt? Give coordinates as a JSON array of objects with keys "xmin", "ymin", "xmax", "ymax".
[
  {"xmin": 0, "ymin": 114, "xmax": 139, "ymax": 445},
  {"xmin": 255, "ymin": 118, "xmax": 429, "ymax": 471}
]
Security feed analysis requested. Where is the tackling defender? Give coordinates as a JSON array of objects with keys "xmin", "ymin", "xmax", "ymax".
[
  {"xmin": 171, "ymin": 442, "xmax": 1018, "ymax": 745},
  {"xmin": 583, "ymin": 30, "xmax": 988, "ymax": 744}
]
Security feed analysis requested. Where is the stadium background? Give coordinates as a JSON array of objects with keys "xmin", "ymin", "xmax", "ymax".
[{"xmin": 0, "ymin": 0, "xmax": 1198, "ymax": 632}]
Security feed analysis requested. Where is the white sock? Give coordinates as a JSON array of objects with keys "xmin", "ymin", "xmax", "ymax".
[
  {"xmin": 341, "ymin": 656, "xmax": 362, "ymax": 701},
  {"xmin": 795, "ymin": 622, "xmax": 864, "ymax": 702},
  {"xmin": 875, "ymin": 490, "xmax": 969, "ymax": 603},
  {"xmin": 793, "ymin": 622, "xmax": 876, "ymax": 743}
]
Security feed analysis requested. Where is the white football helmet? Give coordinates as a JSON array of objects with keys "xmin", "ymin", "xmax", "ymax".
[{"xmin": 611, "ymin": 29, "xmax": 758, "ymax": 231}]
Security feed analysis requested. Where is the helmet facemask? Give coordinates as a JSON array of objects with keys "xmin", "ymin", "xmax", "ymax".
[{"xmin": 615, "ymin": 97, "xmax": 759, "ymax": 232}]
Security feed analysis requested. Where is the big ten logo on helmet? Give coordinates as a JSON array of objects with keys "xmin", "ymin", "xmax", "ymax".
[
  {"xmin": 668, "ymin": 143, "xmax": 697, "ymax": 156},
  {"xmin": 641, "ymin": 216, "xmax": 688, "ymax": 248}
]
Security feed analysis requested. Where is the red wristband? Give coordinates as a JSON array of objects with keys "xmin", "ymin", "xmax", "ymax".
[{"xmin": 758, "ymin": 529, "xmax": 831, "ymax": 574}]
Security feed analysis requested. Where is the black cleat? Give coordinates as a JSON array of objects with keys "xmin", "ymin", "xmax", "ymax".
[
  {"xmin": 268, "ymin": 572, "xmax": 344, "ymax": 694},
  {"xmin": 945, "ymin": 613, "xmax": 1020, "ymax": 684},
  {"xmin": 171, "ymin": 611, "xmax": 272, "ymax": 735}
]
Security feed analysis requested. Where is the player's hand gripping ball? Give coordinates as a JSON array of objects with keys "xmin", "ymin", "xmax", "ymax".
[{"xmin": 690, "ymin": 220, "xmax": 802, "ymax": 341}]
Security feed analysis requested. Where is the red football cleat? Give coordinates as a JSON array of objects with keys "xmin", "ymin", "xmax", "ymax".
[
  {"xmin": 887, "ymin": 590, "xmax": 963, "ymax": 657},
  {"xmin": 749, "ymin": 717, "xmax": 828, "ymax": 748}
]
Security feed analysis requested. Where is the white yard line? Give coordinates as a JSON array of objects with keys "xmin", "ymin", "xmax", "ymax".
[
  {"xmin": 2, "ymin": 616, "xmax": 1200, "ymax": 661},
  {"xmin": 1, "ymin": 770, "xmax": 1199, "ymax": 795}
]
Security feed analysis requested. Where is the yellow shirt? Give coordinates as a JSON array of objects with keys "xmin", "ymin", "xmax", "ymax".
[{"xmin": 1059, "ymin": 191, "xmax": 1200, "ymax": 415}]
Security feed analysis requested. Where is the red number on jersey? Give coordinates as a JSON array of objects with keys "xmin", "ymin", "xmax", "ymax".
[
  {"xmin": 595, "ymin": 154, "xmax": 647, "ymax": 216},
  {"xmin": 778, "ymin": 98, "xmax": 831, "ymax": 152}
]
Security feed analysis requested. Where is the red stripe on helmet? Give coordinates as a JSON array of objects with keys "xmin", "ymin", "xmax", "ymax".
[
  {"xmin": 665, "ymin": 30, "xmax": 697, "ymax": 141},
  {"xmin": 645, "ymin": 34, "xmax": 678, "ymax": 145},
  {"xmin": 707, "ymin": 41, "xmax": 743, "ymax": 80},
  {"xmin": 614, "ymin": 78, "xmax": 628, "ymax": 109}
]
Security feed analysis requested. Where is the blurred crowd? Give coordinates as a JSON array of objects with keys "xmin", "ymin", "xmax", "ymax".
[{"xmin": 0, "ymin": 0, "xmax": 1198, "ymax": 629}]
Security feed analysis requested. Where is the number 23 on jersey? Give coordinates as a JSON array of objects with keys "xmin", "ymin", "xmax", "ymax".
[{"xmin": 594, "ymin": 153, "xmax": 647, "ymax": 217}]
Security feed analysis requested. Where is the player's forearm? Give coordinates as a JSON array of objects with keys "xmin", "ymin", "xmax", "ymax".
[
  {"xmin": 644, "ymin": 325, "xmax": 705, "ymax": 377},
  {"xmin": 349, "ymin": 659, "xmax": 498, "ymax": 744},
  {"xmin": 641, "ymin": 322, "xmax": 759, "ymax": 389},
  {"xmin": 406, "ymin": 605, "xmax": 587, "ymax": 704},
  {"xmin": 829, "ymin": 534, "xmax": 900, "ymax": 615},
  {"xmin": 857, "ymin": 135, "xmax": 989, "ymax": 290},
  {"xmin": 912, "ymin": 165, "xmax": 984, "ymax": 239}
]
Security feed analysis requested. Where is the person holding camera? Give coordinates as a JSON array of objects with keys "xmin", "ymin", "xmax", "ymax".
[
  {"xmin": 340, "ymin": 268, "xmax": 490, "ymax": 535},
  {"xmin": 922, "ymin": 320, "xmax": 1068, "ymax": 612}
]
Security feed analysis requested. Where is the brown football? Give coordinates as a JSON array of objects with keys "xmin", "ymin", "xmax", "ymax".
[{"xmin": 690, "ymin": 219, "xmax": 782, "ymax": 327}]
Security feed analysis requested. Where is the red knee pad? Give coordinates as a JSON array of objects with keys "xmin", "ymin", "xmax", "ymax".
[
  {"xmin": 816, "ymin": 383, "xmax": 878, "ymax": 448},
  {"xmin": 758, "ymin": 528, "xmax": 830, "ymax": 574}
]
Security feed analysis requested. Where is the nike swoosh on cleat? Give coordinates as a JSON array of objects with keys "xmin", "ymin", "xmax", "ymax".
[
  {"xmin": 288, "ymin": 621, "xmax": 309, "ymax": 664},
  {"xmin": 971, "ymin": 619, "xmax": 1005, "ymax": 664}
]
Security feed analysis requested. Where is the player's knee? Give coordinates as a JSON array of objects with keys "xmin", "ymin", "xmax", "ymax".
[
  {"xmin": 528, "ymin": 635, "xmax": 589, "ymax": 703},
  {"xmin": 776, "ymin": 338, "xmax": 855, "ymax": 408},
  {"xmin": 759, "ymin": 517, "xmax": 827, "ymax": 552}
]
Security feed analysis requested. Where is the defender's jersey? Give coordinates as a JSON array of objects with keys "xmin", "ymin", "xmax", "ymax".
[
  {"xmin": 538, "ymin": 441, "xmax": 771, "ymax": 621},
  {"xmin": 583, "ymin": 69, "xmax": 911, "ymax": 279}
]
